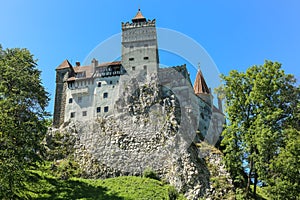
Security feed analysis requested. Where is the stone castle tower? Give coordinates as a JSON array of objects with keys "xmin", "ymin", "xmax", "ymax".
[
  {"xmin": 121, "ymin": 9, "xmax": 159, "ymax": 79},
  {"xmin": 53, "ymin": 60, "xmax": 74, "ymax": 127}
]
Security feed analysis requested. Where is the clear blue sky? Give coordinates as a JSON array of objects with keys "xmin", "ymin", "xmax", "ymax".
[{"xmin": 1, "ymin": 1, "xmax": 299, "ymax": 113}]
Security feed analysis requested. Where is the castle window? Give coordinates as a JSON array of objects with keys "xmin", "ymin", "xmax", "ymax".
[
  {"xmin": 103, "ymin": 92, "xmax": 108, "ymax": 98},
  {"xmin": 69, "ymin": 98, "xmax": 73, "ymax": 103},
  {"xmin": 132, "ymin": 66, "xmax": 136, "ymax": 71},
  {"xmin": 104, "ymin": 106, "xmax": 109, "ymax": 112},
  {"xmin": 143, "ymin": 56, "xmax": 149, "ymax": 60},
  {"xmin": 78, "ymin": 96, "xmax": 82, "ymax": 103},
  {"xmin": 129, "ymin": 57, "xmax": 134, "ymax": 61},
  {"xmin": 70, "ymin": 112, "xmax": 75, "ymax": 118},
  {"xmin": 109, "ymin": 80, "xmax": 113, "ymax": 84},
  {"xmin": 97, "ymin": 82, "xmax": 101, "ymax": 87},
  {"xmin": 143, "ymin": 65, "xmax": 147, "ymax": 70},
  {"xmin": 96, "ymin": 107, "xmax": 101, "ymax": 113},
  {"xmin": 82, "ymin": 111, "xmax": 87, "ymax": 116}
]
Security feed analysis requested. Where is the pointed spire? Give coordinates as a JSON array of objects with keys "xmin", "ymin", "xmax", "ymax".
[
  {"xmin": 56, "ymin": 59, "xmax": 73, "ymax": 70},
  {"xmin": 132, "ymin": 8, "xmax": 146, "ymax": 23},
  {"xmin": 193, "ymin": 64, "xmax": 210, "ymax": 95}
]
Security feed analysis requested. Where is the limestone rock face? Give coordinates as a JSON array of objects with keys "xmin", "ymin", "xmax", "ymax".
[{"xmin": 47, "ymin": 73, "xmax": 230, "ymax": 199}]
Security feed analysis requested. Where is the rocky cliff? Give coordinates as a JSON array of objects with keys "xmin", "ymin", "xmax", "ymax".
[{"xmin": 46, "ymin": 72, "xmax": 233, "ymax": 199}]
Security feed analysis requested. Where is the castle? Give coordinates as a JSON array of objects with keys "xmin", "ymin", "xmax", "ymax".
[{"xmin": 53, "ymin": 9, "xmax": 224, "ymax": 141}]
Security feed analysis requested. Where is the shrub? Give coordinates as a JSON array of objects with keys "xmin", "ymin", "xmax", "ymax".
[
  {"xmin": 142, "ymin": 168, "xmax": 160, "ymax": 180},
  {"xmin": 168, "ymin": 186, "xmax": 179, "ymax": 200}
]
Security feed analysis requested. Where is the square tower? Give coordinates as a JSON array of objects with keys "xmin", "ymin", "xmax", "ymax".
[{"xmin": 121, "ymin": 9, "xmax": 159, "ymax": 80}]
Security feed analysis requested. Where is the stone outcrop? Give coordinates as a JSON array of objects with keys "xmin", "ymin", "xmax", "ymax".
[{"xmin": 46, "ymin": 73, "xmax": 230, "ymax": 199}]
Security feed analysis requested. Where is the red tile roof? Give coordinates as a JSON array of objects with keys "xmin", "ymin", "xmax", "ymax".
[
  {"xmin": 67, "ymin": 61, "xmax": 121, "ymax": 81},
  {"xmin": 73, "ymin": 65, "xmax": 91, "ymax": 72},
  {"xmin": 193, "ymin": 69, "xmax": 210, "ymax": 95},
  {"xmin": 132, "ymin": 9, "xmax": 146, "ymax": 22},
  {"xmin": 98, "ymin": 61, "xmax": 121, "ymax": 67},
  {"xmin": 56, "ymin": 59, "xmax": 73, "ymax": 70}
]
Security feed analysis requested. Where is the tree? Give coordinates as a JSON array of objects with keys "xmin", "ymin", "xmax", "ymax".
[
  {"xmin": 220, "ymin": 61, "xmax": 299, "ymax": 198},
  {"xmin": 0, "ymin": 45, "xmax": 49, "ymax": 199}
]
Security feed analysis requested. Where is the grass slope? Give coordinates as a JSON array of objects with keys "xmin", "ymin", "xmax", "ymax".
[{"xmin": 23, "ymin": 169, "xmax": 186, "ymax": 200}]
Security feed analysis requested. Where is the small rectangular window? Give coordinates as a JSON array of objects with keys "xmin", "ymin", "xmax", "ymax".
[
  {"xmin": 103, "ymin": 92, "xmax": 108, "ymax": 98},
  {"xmin": 144, "ymin": 44, "xmax": 148, "ymax": 47},
  {"xmin": 97, "ymin": 107, "xmax": 101, "ymax": 113},
  {"xmin": 104, "ymin": 106, "xmax": 109, "ymax": 112},
  {"xmin": 109, "ymin": 80, "xmax": 113, "ymax": 84},
  {"xmin": 143, "ymin": 57, "xmax": 149, "ymax": 60},
  {"xmin": 132, "ymin": 66, "xmax": 136, "ymax": 71},
  {"xmin": 78, "ymin": 96, "xmax": 82, "ymax": 103},
  {"xmin": 130, "ymin": 45, "xmax": 134, "ymax": 49},
  {"xmin": 129, "ymin": 57, "xmax": 134, "ymax": 61},
  {"xmin": 70, "ymin": 112, "xmax": 75, "ymax": 118},
  {"xmin": 82, "ymin": 111, "xmax": 87, "ymax": 116},
  {"xmin": 98, "ymin": 82, "xmax": 101, "ymax": 87},
  {"xmin": 69, "ymin": 98, "xmax": 73, "ymax": 103},
  {"xmin": 143, "ymin": 65, "xmax": 147, "ymax": 70}
]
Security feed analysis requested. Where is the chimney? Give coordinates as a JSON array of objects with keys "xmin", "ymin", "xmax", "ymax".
[
  {"xmin": 91, "ymin": 58, "xmax": 98, "ymax": 73},
  {"xmin": 76, "ymin": 61, "xmax": 80, "ymax": 67},
  {"xmin": 218, "ymin": 96, "xmax": 223, "ymax": 113}
]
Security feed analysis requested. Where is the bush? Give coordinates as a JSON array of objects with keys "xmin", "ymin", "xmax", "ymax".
[
  {"xmin": 168, "ymin": 186, "xmax": 179, "ymax": 200},
  {"xmin": 142, "ymin": 168, "xmax": 160, "ymax": 180},
  {"xmin": 51, "ymin": 159, "xmax": 80, "ymax": 179}
]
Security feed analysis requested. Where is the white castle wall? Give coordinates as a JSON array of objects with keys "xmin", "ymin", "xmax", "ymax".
[{"xmin": 64, "ymin": 76, "xmax": 120, "ymax": 122}]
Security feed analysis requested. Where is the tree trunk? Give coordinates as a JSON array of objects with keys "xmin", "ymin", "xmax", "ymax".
[
  {"xmin": 246, "ymin": 158, "xmax": 253, "ymax": 194},
  {"xmin": 254, "ymin": 172, "xmax": 258, "ymax": 199}
]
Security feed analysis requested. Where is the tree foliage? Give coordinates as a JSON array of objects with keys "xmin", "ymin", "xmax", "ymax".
[
  {"xmin": 0, "ymin": 45, "xmax": 49, "ymax": 199},
  {"xmin": 219, "ymin": 60, "xmax": 299, "ymax": 198}
]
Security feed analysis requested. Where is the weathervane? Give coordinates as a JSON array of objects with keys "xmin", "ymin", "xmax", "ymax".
[{"xmin": 197, "ymin": 62, "xmax": 201, "ymax": 71}]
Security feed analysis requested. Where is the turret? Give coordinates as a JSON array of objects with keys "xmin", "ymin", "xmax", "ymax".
[
  {"xmin": 193, "ymin": 68, "xmax": 213, "ymax": 106},
  {"xmin": 53, "ymin": 59, "xmax": 74, "ymax": 128}
]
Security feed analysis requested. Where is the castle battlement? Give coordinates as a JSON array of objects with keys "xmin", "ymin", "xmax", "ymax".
[{"xmin": 122, "ymin": 19, "xmax": 156, "ymax": 30}]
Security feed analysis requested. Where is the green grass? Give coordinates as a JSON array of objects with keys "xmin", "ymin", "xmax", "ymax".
[
  {"xmin": 22, "ymin": 166, "xmax": 186, "ymax": 200},
  {"xmin": 250, "ymin": 185, "xmax": 270, "ymax": 200}
]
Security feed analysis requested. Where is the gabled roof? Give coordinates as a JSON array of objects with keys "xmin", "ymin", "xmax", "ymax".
[
  {"xmin": 193, "ymin": 69, "xmax": 210, "ymax": 95},
  {"xmin": 132, "ymin": 9, "xmax": 146, "ymax": 22},
  {"xmin": 56, "ymin": 59, "xmax": 73, "ymax": 70}
]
